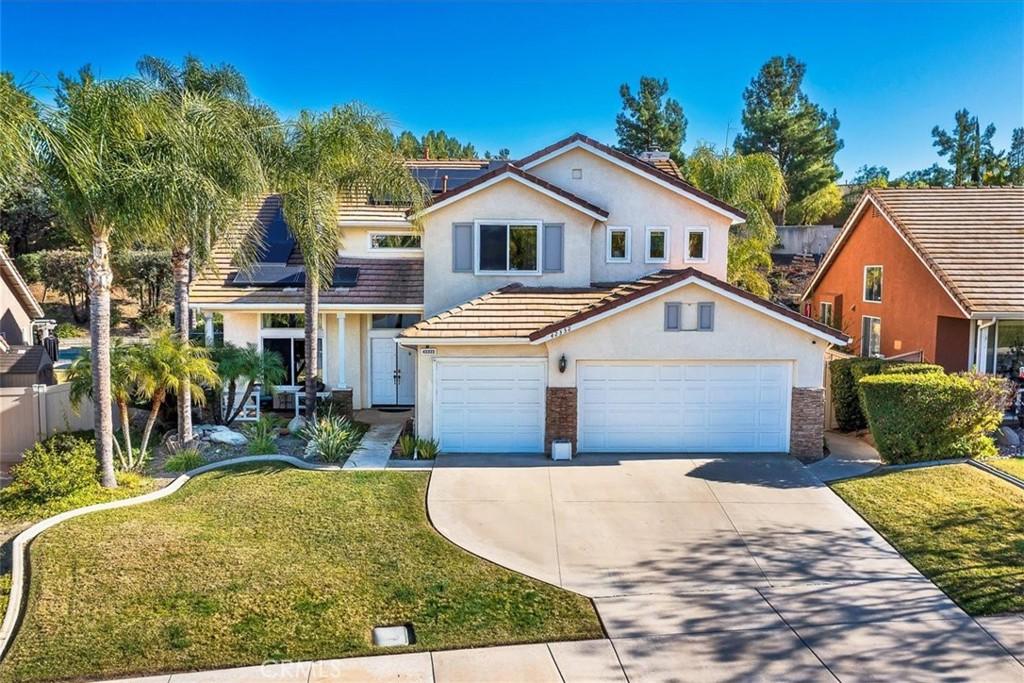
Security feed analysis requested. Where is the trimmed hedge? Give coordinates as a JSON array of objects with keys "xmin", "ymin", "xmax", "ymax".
[
  {"xmin": 829, "ymin": 358, "xmax": 944, "ymax": 431},
  {"xmin": 859, "ymin": 372, "xmax": 1009, "ymax": 463}
]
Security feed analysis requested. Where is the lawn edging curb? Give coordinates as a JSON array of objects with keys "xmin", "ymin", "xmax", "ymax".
[
  {"xmin": 970, "ymin": 460, "xmax": 1024, "ymax": 490},
  {"xmin": 0, "ymin": 454, "xmax": 342, "ymax": 661}
]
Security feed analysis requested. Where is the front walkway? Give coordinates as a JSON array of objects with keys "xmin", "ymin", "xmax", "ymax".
[{"xmin": 809, "ymin": 431, "xmax": 882, "ymax": 482}]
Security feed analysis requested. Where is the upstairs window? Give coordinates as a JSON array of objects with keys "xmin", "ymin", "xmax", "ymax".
[
  {"xmin": 369, "ymin": 233, "xmax": 421, "ymax": 250},
  {"xmin": 819, "ymin": 302, "xmax": 834, "ymax": 327},
  {"xmin": 607, "ymin": 226, "xmax": 631, "ymax": 263},
  {"xmin": 475, "ymin": 220, "xmax": 541, "ymax": 274},
  {"xmin": 864, "ymin": 266, "xmax": 883, "ymax": 302},
  {"xmin": 685, "ymin": 227, "xmax": 708, "ymax": 262},
  {"xmin": 645, "ymin": 227, "xmax": 669, "ymax": 263}
]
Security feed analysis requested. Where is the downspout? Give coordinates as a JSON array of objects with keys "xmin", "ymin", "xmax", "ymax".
[{"xmin": 974, "ymin": 318, "xmax": 997, "ymax": 373}]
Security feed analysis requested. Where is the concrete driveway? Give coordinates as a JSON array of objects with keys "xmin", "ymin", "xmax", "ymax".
[{"xmin": 428, "ymin": 453, "xmax": 1023, "ymax": 682}]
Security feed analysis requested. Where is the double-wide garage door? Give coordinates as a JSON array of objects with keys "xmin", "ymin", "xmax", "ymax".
[
  {"xmin": 578, "ymin": 362, "xmax": 791, "ymax": 453},
  {"xmin": 434, "ymin": 360, "xmax": 546, "ymax": 453}
]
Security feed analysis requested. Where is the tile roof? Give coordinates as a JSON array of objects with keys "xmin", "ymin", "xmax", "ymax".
[
  {"xmin": 0, "ymin": 345, "xmax": 50, "ymax": 375},
  {"xmin": 402, "ymin": 268, "xmax": 847, "ymax": 343},
  {"xmin": 0, "ymin": 247, "xmax": 44, "ymax": 319},
  {"xmin": 515, "ymin": 133, "xmax": 747, "ymax": 221},
  {"xmin": 807, "ymin": 187, "xmax": 1024, "ymax": 314},
  {"xmin": 189, "ymin": 195, "xmax": 423, "ymax": 307},
  {"xmin": 412, "ymin": 163, "xmax": 610, "ymax": 219}
]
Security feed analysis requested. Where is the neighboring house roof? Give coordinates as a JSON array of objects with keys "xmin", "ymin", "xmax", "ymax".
[
  {"xmin": 803, "ymin": 187, "xmax": 1024, "ymax": 315},
  {"xmin": 189, "ymin": 196, "xmax": 423, "ymax": 308},
  {"xmin": 0, "ymin": 345, "xmax": 54, "ymax": 387},
  {"xmin": 0, "ymin": 247, "xmax": 44, "ymax": 319},
  {"xmin": 402, "ymin": 267, "xmax": 848, "ymax": 345},
  {"xmin": 515, "ymin": 133, "xmax": 747, "ymax": 223},
  {"xmin": 411, "ymin": 163, "xmax": 610, "ymax": 220}
]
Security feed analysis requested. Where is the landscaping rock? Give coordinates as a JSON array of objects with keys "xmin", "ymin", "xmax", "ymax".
[
  {"xmin": 997, "ymin": 426, "xmax": 1021, "ymax": 448},
  {"xmin": 207, "ymin": 429, "xmax": 248, "ymax": 446},
  {"xmin": 288, "ymin": 416, "xmax": 307, "ymax": 434}
]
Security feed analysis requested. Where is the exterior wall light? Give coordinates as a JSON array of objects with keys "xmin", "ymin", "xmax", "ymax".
[{"xmin": 558, "ymin": 354, "xmax": 568, "ymax": 373}]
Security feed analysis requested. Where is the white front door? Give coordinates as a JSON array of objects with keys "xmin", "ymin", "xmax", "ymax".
[
  {"xmin": 371, "ymin": 336, "xmax": 415, "ymax": 405},
  {"xmin": 434, "ymin": 359, "xmax": 546, "ymax": 453},
  {"xmin": 578, "ymin": 362, "xmax": 791, "ymax": 453}
]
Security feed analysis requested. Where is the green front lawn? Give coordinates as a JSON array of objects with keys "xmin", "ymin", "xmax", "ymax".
[
  {"xmin": 832, "ymin": 464, "xmax": 1024, "ymax": 616},
  {"xmin": 2, "ymin": 464, "xmax": 601, "ymax": 683},
  {"xmin": 987, "ymin": 457, "xmax": 1024, "ymax": 480}
]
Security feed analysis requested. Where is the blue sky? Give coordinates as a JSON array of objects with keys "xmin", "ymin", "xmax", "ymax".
[{"xmin": 3, "ymin": 1, "xmax": 1022, "ymax": 178}]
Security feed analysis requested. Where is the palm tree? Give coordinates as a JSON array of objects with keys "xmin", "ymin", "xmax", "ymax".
[
  {"xmin": 34, "ymin": 68, "xmax": 160, "ymax": 487},
  {"xmin": 66, "ymin": 340, "xmax": 139, "ymax": 470},
  {"xmin": 212, "ymin": 343, "xmax": 286, "ymax": 426},
  {"xmin": 276, "ymin": 105, "xmax": 426, "ymax": 417},
  {"xmin": 0, "ymin": 72, "xmax": 42, "ymax": 208},
  {"xmin": 135, "ymin": 56, "xmax": 267, "ymax": 446},
  {"xmin": 685, "ymin": 144, "xmax": 786, "ymax": 298},
  {"xmin": 129, "ymin": 330, "xmax": 219, "ymax": 459}
]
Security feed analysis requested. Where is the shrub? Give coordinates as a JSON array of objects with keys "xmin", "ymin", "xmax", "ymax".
[
  {"xmin": 830, "ymin": 358, "xmax": 943, "ymax": 431},
  {"xmin": 243, "ymin": 416, "xmax": 279, "ymax": 455},
  {"xmin": 302, "ymin": 411, "xmax": 362, "ymax": 463},
  {"xmin": 396, "ymin": 434, "xmax": 417, "ymax": 458},
  {"xmin": 415, "ymin": 438, "xmax": 439, "ymax": 460},
  {"xmin": 54, "ymin": 322, "xmax": 87, "ymax": 339},
  {"xmin": 859, "ymin": 372, "xmax": 1009, "ymax": 463},
  {"xmin": 163, "ymin": 448, "xmax": 206, "ymax": 473},
  {"xmin": 11, "ymin": 433, "xmax": 97, "ymax": 500}
]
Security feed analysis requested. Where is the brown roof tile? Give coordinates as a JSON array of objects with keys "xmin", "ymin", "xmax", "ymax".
[{"xmin": 402, "ymin": 268, "xmax": 848, "ymax": 342}]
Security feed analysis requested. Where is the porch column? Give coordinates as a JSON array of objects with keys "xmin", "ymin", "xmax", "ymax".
[
  {"xmin": 203, "ymin": 312, "xmax": 214, "ymax": 346},
  {"xmin": 336, "ymin": 312, "xmax": 348, "ymax": 388}
]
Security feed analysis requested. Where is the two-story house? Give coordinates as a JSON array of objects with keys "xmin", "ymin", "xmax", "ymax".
[
  {"xmin": 801, "ymin": 187, "xmax": 1024, "ymax": 374},
  {"xmin": 191, "ymin": 134, "xmax": 848, "ymax": 457}
]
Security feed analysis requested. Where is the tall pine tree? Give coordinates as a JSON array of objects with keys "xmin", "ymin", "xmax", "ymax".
[
  {"xmin": 932, "ymin": 109, "xmax": 1001, "ymax": 185},
  {"xmin": 615, "ymin": 76, "xmax": 686, "ymax": 165},
  {"xmin": 734, "ymin": 56, "xmax": 842, "ymax": 224}
]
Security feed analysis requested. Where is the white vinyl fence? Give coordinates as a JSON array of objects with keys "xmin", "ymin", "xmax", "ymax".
[{"xmin": 0, "ymin": 383, "xmax": 116, "ymax": 463}]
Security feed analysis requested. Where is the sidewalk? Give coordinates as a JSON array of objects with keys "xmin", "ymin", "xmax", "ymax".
[
  {"xmin": 99, "ymin": 639, "xmax": 626, "ymax": 682},
  {"xmin": 808, "ymin": 430, "xmax": 882, "ymax": 482}
]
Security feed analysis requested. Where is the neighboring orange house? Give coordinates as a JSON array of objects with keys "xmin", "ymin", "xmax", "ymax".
[{"xmin": 802, "ymin": 187, "xmax": 1024, "ymax": 375}]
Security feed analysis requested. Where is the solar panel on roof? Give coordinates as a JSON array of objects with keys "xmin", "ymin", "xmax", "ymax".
[
  {"xmin": 410, "ymin": 166, "xmax": 489, "ymax": 193},
  {"xmin": 332, "ymin": 267, "xmax": 358, "ymax": 288},
  {"xmin": 257, "ymin": 208, "xmax": 295, "ymax": 264},
  {"xmin": 231, "ymin": 264, "xmax": 305, "ymax": 287}
]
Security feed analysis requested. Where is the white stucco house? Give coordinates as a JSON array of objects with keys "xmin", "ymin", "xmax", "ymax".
[{"xmin": 191, "ymin": 133, "xmax": 848, "ymax": 457}]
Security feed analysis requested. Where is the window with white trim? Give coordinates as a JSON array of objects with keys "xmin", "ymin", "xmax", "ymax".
[
  {"xmin": 645, "ymin": 226, "xmax": 669, "ymax": 263},
  {"xmin": 685, "ymin": 227, "xmax": 709, "ymax": 262},
  {"xmin": 606, "ymin": 226, "xmax": 631, "ymax": 263},
  {"xmin": 863, "ymin": 265, "xmax": 882, "ymax": 302},
  {"xmin": 474, "ymin": 220, "xmax": 541, "ymax": 274},
  {"xmin": 369, "ymin": 232, "xmax": 421, "ymax": 250},
  {"xmin": 819, "ymin": 302, "xmax": 833, "ymax": 327},
  {"xmin": 861, "ymin": 316, "xmax": 881, "ymax": 357}
]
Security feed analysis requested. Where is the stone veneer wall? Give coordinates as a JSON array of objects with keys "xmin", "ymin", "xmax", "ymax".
[
  {"xmin": 545, "ymin": 387, "xmax": 577, "ymax": 453},
  {"xmin": 330, "ymin": 388, "xmax": 354, "ymax": 419},
  {"xmin": 790, "ymin": 387, "xmax": 824, "ymax": 458}
]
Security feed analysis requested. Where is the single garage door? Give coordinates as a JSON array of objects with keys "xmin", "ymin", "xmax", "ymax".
[
  {"xmin": 434, "ymin": 359, "xmax": 546, "ymax": 453},
  {"xmin": 578, "ymin": 362, "xmax": 790, "ymax": 453}
]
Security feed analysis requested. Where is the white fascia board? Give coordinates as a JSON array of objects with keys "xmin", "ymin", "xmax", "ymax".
[
  {"xmin": 519, "ymin": 140, "xmax": 745, "ymax": 224},
  {"xmin": 531, "ymin": 276, "xmax": 848, "ymax": 346},
  {"xmin": 396, "ymin": 337, "xmax": 530, "ymax": 346},
  {"xmin": 338, "ymin": 219, "xmax": 414, "ymax": 228},
  {"xmin": 802, "ymin": 193, "xmax": 970, "ymax": 318},
  {"xmin": 412, "ymin": 171, "xmax": 607, "ymax": 221},
  {"xmin": 971, "ymin": 311, "xmax": 1024, "ymax": 320}
]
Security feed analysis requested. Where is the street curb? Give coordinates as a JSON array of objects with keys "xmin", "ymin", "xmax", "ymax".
[{"xmin": 0, "ymin": 454, "xmax": 346, "ymax": 661}]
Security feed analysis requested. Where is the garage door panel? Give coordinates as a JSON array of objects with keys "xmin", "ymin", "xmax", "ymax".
[
  {"xmin": 435, "ymin": 360, "xmax": 545, "ymax": 453},
  {"xmin": 578, "ymin": 362, "xmax": 791, "ymax": 454}
]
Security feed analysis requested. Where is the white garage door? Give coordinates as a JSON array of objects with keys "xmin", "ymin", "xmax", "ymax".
[
  {"xmin": 434, "ymin": 360, "xmax": 546, "ymax": 453},
  {"xmin": 578, "ymin": 362, "xmax": 791, "ymax": 453}
]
